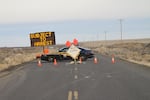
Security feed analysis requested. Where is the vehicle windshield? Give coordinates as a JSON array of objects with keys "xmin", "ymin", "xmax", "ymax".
[{"xmin": 59, "ymin": 47, "xmax": 69, "ymax": 52}]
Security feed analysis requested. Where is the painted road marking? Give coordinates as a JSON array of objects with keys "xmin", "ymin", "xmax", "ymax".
[
  {"xmin": 75, "ymin": 67, "xmax": 78, "ymax": 71},
  {"xmin": 74, "ymin": 75, "xmax": 78, "ymax": 79},
  {"xmin": 68, "ymin": 91, "xmax": 79, "ymax": 100},
  {"xmin": 74, "ymin": 91, "xmax": 79, "ymax": 100},
  {"xmin": 68, "ymin": 91, "xmax": 73, "ymax": 100}
]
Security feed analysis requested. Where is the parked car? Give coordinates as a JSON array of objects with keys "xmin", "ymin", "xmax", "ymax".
[{"xmin": 40, "ymin": 46, "xmax": 94, "ymax": 62}]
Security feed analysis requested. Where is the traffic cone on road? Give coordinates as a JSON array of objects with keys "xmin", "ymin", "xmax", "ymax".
[
  {"xmin": 112, "ymin": 55, "xmax": 115, "ymax": 64},
  {"xmin": 79, "ymin": 57, "xmax": 82, "ymax": 64},
  {"xmin": 37, "ymin": 60, "xmax": 42, "ymax": 67},
  {"xmin": 94, "ymin": 57, "xmax": 98, "ymax": 64},
  {"xmin": 53, "ymin": 59, "xmax": 57, "ymax": 66}
]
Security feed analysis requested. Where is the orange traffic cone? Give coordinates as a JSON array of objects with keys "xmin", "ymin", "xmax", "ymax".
[
  {"xmin": 79, "ymin": 57, "xmax": 82, "ymax": 63},
  {"xmin": 53, "ymin": 59, "xmax": 57, "ymax": 65},
  {"xmin": 94, "ymin": 57, "xmax": 98, "ymax": 64},
  {"xmin": 112, "ymin": 55, "xmax": 115, "ymax": 64},
  {"xmin": 37, "ymin": 60, "xmax": 42, "ymax": 67}
]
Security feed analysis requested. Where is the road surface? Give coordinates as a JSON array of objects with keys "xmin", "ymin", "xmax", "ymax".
[{"xmin": 0, "ymin": 54, "xmax": 150, "ymax": 100}]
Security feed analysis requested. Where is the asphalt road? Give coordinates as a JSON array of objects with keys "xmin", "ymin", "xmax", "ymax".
[{"xmin": 0, "ymin": 54, "xmax": 150, "ymax": 100}]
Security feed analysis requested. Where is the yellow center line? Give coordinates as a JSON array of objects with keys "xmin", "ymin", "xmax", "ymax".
[
  {"xmin": 74, "ymin": 91, "xmax": 79, "ymax": 100},
  {"xmin": 68, "ymin": 91, "xmax": 79, "ymax": 100},
  {"xmin": 68, "ymin": 91, "xmax": 73, "ymax": 100}
]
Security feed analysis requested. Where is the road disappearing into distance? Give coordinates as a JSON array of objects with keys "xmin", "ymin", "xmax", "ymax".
[{"xmin": 0, "ymin": 54, "xmax": 150, "ymax": 100}]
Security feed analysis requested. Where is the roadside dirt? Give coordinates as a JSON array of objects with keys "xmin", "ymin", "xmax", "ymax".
[
  {"xmin": 0, "ymin": 46, "xmax": 61, "ymax": 72},
  {"xmin": 0, "ymin": 39, "xmax": 149, "ymax": 72},
  {"xmin": 0, "ymin": 47, "xmax": 42, "ymax": 71},
  {"xmin": 80, "ymin": 38, "xmax": 150, "ymax": 67}
]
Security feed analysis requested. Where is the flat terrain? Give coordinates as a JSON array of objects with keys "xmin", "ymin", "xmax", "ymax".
[
  {"xmin": 0, "ymin": 38, "xmax": 150, "ymax": 72},
  {"xmin": 0, "ymin": 47, "xmax": 42, "ymax": 71},
  {"xmin": 0, "ymin": 54, "xmax": 150, "ymax": 100},
  {"xmin": 80, "ymin": 38, "xmax": 150, "ymax": 66}
]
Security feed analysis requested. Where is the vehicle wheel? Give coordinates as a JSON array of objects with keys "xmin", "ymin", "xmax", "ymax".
[{"xmin": 48, "ymin": 57, "xmax": 54, "ymax": 62}]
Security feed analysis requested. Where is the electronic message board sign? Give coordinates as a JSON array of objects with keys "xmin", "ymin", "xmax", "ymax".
[{"xmin": 30, "ymin": 32, "xmax": 56, "ymax": 47}]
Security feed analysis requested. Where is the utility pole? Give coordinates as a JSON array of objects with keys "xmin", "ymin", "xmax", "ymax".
[
  {"xmin": 120, "ymin": 19, "xmax": 123, "ymax": 40},
  {"xmin": 96, "ymin": 33, "xmax": 99, "ymax": 41},
  {"xmin": 104, "ymin": 31, "xmax": 107, "ymax": 41}
]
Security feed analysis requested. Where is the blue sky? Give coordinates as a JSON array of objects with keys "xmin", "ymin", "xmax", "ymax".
[{"xmin": 0, "ymin": 0, "xmax": 150, "ymax": 47}]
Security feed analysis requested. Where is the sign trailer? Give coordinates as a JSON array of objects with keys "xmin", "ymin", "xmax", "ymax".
[{"xmin": 29, "ymin": 32, "xmax": 56, "ymax": 47}]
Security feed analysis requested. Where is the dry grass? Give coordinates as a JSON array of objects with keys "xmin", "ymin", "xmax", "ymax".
[
  {"xmin": 80, "ymin": 38, "xmax": 150, "ymax": 67},
  {"xmin": 0, "ymin": 47, "xmax": 42, "ymax": 71},
  {"xmin": 0, "ymin": 39, "xmax": 149, "ymax": 71},
  {"xmin": 0, "ymin": 46, "xmax": 61, "ymax": 71}
]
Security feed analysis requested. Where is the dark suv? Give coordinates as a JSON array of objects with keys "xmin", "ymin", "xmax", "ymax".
[
  {"xmin": 41, "ymin": 46, "xmax": 94, "ymax": 62},
  {"xmin": 58, "ymin": 46, "xmax": 94, "ymax": 60}
]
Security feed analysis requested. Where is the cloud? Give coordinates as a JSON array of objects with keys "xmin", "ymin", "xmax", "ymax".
[{"xmin": 0, "ymin": 0, "xmax": 150, "ymax": 24}]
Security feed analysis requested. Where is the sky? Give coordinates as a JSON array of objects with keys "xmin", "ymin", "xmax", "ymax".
[{"xmin": 0, "ymin": 0, "xmax": 150, "ymax": 47}]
